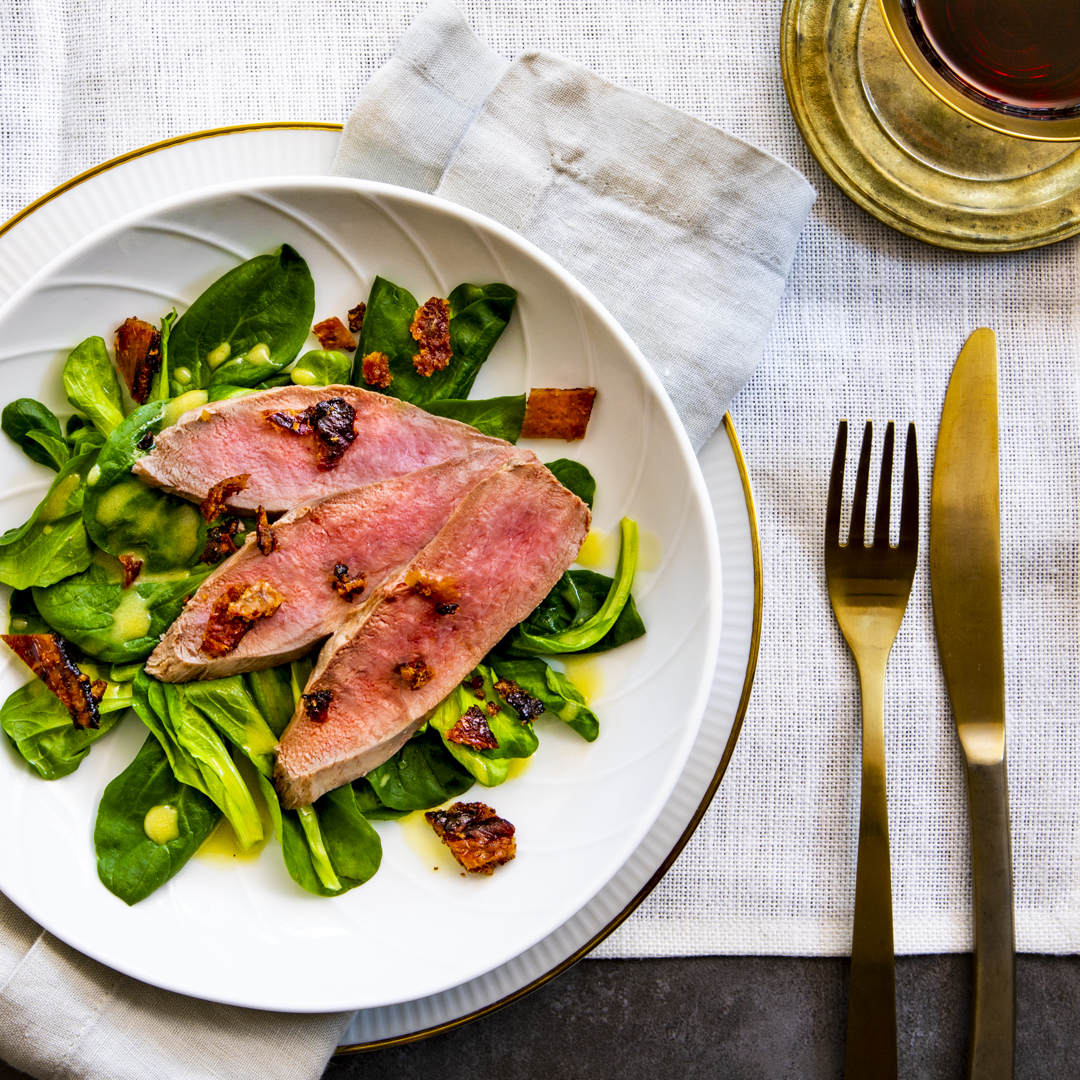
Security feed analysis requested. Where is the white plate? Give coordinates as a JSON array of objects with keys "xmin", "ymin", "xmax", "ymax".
[{"xmin": 0, "ymin": 174, "xmax": 721, "ymax": 1012}]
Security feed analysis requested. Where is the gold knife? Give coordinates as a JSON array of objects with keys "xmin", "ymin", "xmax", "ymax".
[{"xmin": 929, "ymin": 328, "xmax": 1015, "ymax": 1080}]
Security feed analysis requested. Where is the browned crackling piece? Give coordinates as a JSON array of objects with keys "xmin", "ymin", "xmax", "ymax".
[
  {"xmin": 520, "ymin": 387, "xmax": 597, "ymax": 441},
  {"xmin": 200, "ymin": 474, "xmax": 250, "ymax": 522},
  {"xmin": 200, "ymin": 581, "xmax": 284, "ymax": 657},
  {"xmin": 425, "ymin": 802, "xmax": 516, "ymax": 875},
  {"xmin": 409, "ymin": 297, "xmax": 451, "ymax": 376},
  {"xmin": 348, "ymin": 302, "xmax": 366, "ymax": 334},
  {"xmin": 313, "ymin": 316, "xmax": 356, "ymax": 352},
  {"xmin": 118, "ymin": 554, "xmax": 143, "ymax": 589},
  {"xmin": 446, "ymin": 705, "xmax": 499, "ymax": 750},
  {"xmin": 115, "ymin": 317, "xmax": 162, "ymax": 405},
  {"xmin": 360, "ymin": 351, "xmax": 392, "ymax": 389},
  {"xmin": 255, "ymin": 507, "xmax": 276, "ymax": 556},
  {"xmin": 2, "ymin": 633, "xmax": 103, "ymax": 729}
]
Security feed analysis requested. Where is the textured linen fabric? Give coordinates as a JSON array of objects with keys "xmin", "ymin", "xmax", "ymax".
[{"xmin": 0, "ymin": 5, "xmax": 1076, "ymax": 1073}]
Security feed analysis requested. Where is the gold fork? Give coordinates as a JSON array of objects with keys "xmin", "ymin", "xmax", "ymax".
[{"xmin": 825, "ymin": 419, "xmax": 919, "ymax": 1079}]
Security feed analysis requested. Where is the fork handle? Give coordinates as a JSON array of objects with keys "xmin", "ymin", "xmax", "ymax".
[
  {"xmin": 964, "ymin": 755, "xmax": 1015, "ymax": 1080},
  {"xmin": 844, "ymin": 657, "xmax": 898, "ymax": 1080}
]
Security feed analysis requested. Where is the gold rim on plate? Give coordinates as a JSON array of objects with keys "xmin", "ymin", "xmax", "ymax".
[
  {"xmin": 780, "ymin": 0, "xmax": 1080, "ymax": 252},
  {"xmin": 0, "ymin": 123, "xmax": 762, "ymax": 1051}
]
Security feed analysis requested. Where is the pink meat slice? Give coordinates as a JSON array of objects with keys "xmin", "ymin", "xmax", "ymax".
[
  {"xmin": 144, "ymin": 447, "xmax": 528, "ymax": 682},
  {"xmin": 132, "ymin": 384, "xmax": 513, "ymax": 513},
  {"xmin": 274, "ymin": 461, "xmax": 591, "ymax": 808}
]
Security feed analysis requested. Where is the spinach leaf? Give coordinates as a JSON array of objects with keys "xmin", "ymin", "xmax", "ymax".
[
  {"xmin": 7, "ymin": 589, "xmax": 52, "ymax": 635},
  {"xmin": 0, "ymin": 450, "xmax": 97, "ymax": 589},
  {"xmin": 290, "ymin": 350, "xmax": 353, "ymax": 387},
  {"xmin": 168, "ymin": 245, "xmax": 316, "ymax": 391},
  {"xmin": 422, "ymin": 395, "xmax": 525, "ymax": 442},
  {"xmin": 63, "ymin": 337, "xmax": 125, "ymax": 437},
  {"xmin": 2, "ymin": 399, "xmax": 68, "ymax": 471},
  {"xmin": 364, "ymin": 727, "xmax": 475, "ymax": 810},
  {"xmin": 258, "ymin": 774, "xmax": 382, "ymax": 897},
  {"xmin": 182, "ymin": 676, "xmax": 278, "ymax": 779},
  {"xmin": 0, "ymin": 669, "xmax": 130, "ymax": 780},
  {"xmin": 427, "ymin": 666, "xmax": 539, "ymax": 787},
  {"xmin": 82, "ymin": 400, "xmax": 206, "ymax": 572},
  {"xmin": 244, "ymin": 665, "xmax": 296, "ymax": 738},
  {"xmin": 499, "ymin": 520, "xmax": 642, "ymax": 655},
  {"xmin": 355, "ymin": 277, "xmax": 516, "ymax": 405},
  {"xmin": 33, "ymin": 555, "xmax": 212, "ymax": 663},
  {"xmin": 94, "ymin": 732, "xmax": 221, "ymax": 905},
  {"xmin": 545, "ymin": 459, "xmax": 596, "ymax": 509},
  {"xmin": 352, "ymin": 779, "xmax": 410, "ymax": 821},
  {"xmin": 132, "ymin": 672, "xmax": 263, "ymax": 851},
  {"xmin": 487, "ymin": 654, "xmax": 599, "ymax": 741}
]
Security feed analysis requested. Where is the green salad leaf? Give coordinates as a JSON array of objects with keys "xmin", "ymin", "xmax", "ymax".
[
  {"xmin": 244, "ymin": 665, "xmax": 296, "ymax": 738},
  {"xmin": 0, "ymin": 449, "xmax": 97, "ymax": 589},
  {"xmin": 426, "ymin": 666, "xmax": 539, "ymax": 787},
  {"xmin": 487, "ymin": 654, "xmax": 599, "ymax": 742},
  {"xmin": 422, "ymin": 395, "xmax": 526, "ymax": 443},
  {"xmin": 65, "ymin": 415, "xmax": 106, "ymax": 456},
  {"xmin": 363, "ymin": 726, "xmax": 476, "ymax": 809},
  {"xmin": 132, "ymin": 672, "xmax": 263, "ymax": 851},
  {"xmin": 355, "ymin": 277, "xmax": 516, "ymax": 405},
  {"xmin": 0, "ymin": 668, "xmax": 130, "ymax": 780},
  {"xmin": 168, "ymin": 245, "xmax": 316, "ymax": 392},
  {"xmin": 94, "ymin": 733, "xmax": 221, "ymax": 905},
  {"xmin": 82, "ymin": 400, "xmax": 206, "ymax": 572},
  {"xmin": 33, "ymin": 554, "xmax": 212, "ymax": 663},
  {"xmin": 6, "ymin": 589, "xmax": 52, "ymax": 635},
  {"xmin": 206, "ymin": 385, "xmax": 255, "ymax": 402},
  {"xmin": 545, "ymin": 459, "xmax": 596, "ymax": 509},
  {"xmin": 499, "ymin": 519, "xmax": 641, "ymax": 655},
  {"xmin": 2, "ymin": 399, "xmax": 69, "ymax": 471},
  {"xmin": 290, "ymin": 349, "xmax": 352, "ymax": 387},
  {"xmin": 182, "ymin": 676, "xmax": 278, "ymax": 779},
  {"xmin": 63, "ymin": 337, "xmax": 125, "ymax": 437}
]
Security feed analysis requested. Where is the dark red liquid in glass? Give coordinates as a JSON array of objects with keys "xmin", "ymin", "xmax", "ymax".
[{"xmin": 906, "ymin": 0, "xmax": 1080, "ymax": 113}]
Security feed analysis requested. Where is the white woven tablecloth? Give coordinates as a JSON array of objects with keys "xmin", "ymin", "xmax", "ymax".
[{"xmin": 2, "ymin": 0, "xmax": 1078, "ymax": 978}]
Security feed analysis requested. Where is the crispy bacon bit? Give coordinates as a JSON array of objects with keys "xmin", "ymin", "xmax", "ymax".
[
  {"xmin": 485, "ymin": 700, "xmax": 500, "ymax": 717},
  {"xmin": 447, "ymin": 705, "xmax": 499, "ymax": 750},
  {"xmin": 200, "ymin": 581, "xmax": 285, "ymax": 657},
  {"xmin": 118, "ymin": 554, "xmax": 143, "ymax": 589},
  {"xmin": 200, "ymin": 518, "xmax": 241, "ymax": 564},
  {"xmin": 313, "ymin": 316, "xmax": 357, "ymax": 352},
  {"xmin": 409, "ymin": 297, "xmax": 452, "ymax": 376},
  {"xmin": 90, "ymin": 680, "xmax": 107, "ymax": 703},
  {"xmin": 264, "ymin": 398, "xmax": 357, "ymax": 471},
  {"xmin": 435, "ymin": 601, "xmax": 459, "ymax": 616},
  {"xmin": 302, "ymin": 689, "xmax": 332, "ymax": 724},
  {"xmin": 115, "ymin": 317, "xmax": 163, "ymax": 405},
  {"xmin": 136, "ymin": 431, "xmax": 155, "ymax": 452},
  {"xmin": 331, "ymin": 562, "xmax": 366, "ymax": 602},
  {"xmin": 465, "ymin": 674, "xmax": 486, "ymax": 700},
  {"xmin": 402, "ymin": 569, "xmax": 460, "ymax": 610},
  {"xmin": 200, "ymin": 474, "xmax": 250, "ymax": 522},
  {"xmin": 520, "ymin": 387, "xmax": 597, "ymax": 441},
  {"xmin": 2, "ymin": 633, "xmax": 101, "ymax": 729},
  {"xmin": 360, "ymin": 350, "xmax": 393, "ymax": 389},
  {"xmin": 494, "ymin": 678, "xmax": 545, "ymax": 723},
  {"xmin": 396, "ymin": 657, "xmax": 435, "ymax": 691},
  {"xmin": 255, "ymin": 506, "xmax": 276, "ymax": 556},
  {"xmin": 425, "ymin": 802, "xmax": 516, "ymax": 875},
  {"xmin": 348, "ymin": 302, "xmax": 366, "ymax": 334}
]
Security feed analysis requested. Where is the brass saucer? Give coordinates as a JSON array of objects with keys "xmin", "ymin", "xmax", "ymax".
[{"xmin": 780, "ymin": 0, "xmax": 1080, "ymax": 251}]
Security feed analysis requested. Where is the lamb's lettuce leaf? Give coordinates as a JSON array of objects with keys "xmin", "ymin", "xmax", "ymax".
[
  {"xmin": 63, "ymin": 337, "xmax": 125, "ymax": 437},
  {"xmin": 0, "ymin": 450, "xmax": 97, "ymax": 589},
  {"xmin": 94, "ymin": 732, "xmax": 221, "ymax": 905},
  {"xmin": 488, "ymin": 654, "xmax": 599, "ymax": 741},
  {"xmin": 182, "ymin": 676, "xmax": 278, "ymax": 779},
  {"xmin": 168, "ymin": 245, "xmax": 315, "ymax": 392},
  {"xmin": 0, "ymin": 667, "xmax": 130, "ymax": 780},
  {"xmin": 82, "ymin": 400, "xmax": 206, "ymax": 572},
  {"xmin": 2, "ymin": 399, "xmax": 68, "ymax": 471},
  {"xmin": 244, "ymin": 665, "xmax": 296, "ymax": 738},
  {"xmin": 33, "ymin": 555, "xmax": 212, "ymax": 663}
]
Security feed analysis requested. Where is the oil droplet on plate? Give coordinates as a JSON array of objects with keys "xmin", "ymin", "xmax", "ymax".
[{"xmin": 561, "ymin": 656, "xmax": 605, "ymax": 702}]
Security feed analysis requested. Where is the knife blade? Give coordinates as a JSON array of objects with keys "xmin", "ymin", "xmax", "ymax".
[{"xmin": 929, "ymin": 327, "xmax": 1015, "ymax": 1080}]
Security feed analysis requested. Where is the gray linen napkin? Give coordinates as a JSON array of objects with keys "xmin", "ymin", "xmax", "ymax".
[
  {"xmin": 0, "ymin": 4, "xmax": 813, "ymax": 1078},
  {"xmin": 332, "ymin": 0, "xmax": 816, "ymax": 449}
]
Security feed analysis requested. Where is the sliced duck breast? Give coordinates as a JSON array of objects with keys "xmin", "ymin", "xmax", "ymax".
[
  {"xmin": 133, "ymin": 384, "xmax": 513, "ymax": 513},
  {"xmin": 145, "ymin": 447, "xmax": 528, "ymax": 681},
  {"xmin": 274, "ymin": 461, "xmax": 591, "ymax": 808}
]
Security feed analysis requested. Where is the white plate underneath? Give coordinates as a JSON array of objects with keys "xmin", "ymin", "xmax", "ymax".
[{"xmin": 0, "ymin": 127, "xmax": 758, "ymax": 1040}]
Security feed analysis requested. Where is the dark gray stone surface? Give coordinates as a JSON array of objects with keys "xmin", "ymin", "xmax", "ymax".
[{"xmin": 325, "ymin": 954, "xmax": 1080, "ymax": 1079}]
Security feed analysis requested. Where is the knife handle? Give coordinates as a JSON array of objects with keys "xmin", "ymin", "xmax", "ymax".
[
  {"xmin": 844, "ymin": 658, "xmax": 898, "ymax": 1080},
  {"xmin": 964, "ymin": 755, "xmax": 1016, "ymax": 1080}
]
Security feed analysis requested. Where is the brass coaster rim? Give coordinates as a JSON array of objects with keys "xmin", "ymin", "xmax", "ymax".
[{"xmin": 780, "ymin": 0, "xmax": 1080, "ymax": 252}]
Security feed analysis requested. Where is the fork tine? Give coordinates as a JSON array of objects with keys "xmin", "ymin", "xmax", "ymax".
[
  {"xmin": 899, "ymin": 422, "xmax": 919, "ymax": 550},
  {"xmin": 873, "ymin": 421, "xmax": 895, "ymax": 547},
  {"xmin": 848, "ymin": 421, "xmax": 873, "ymax": 547},
  {"xmin": 826, "ymin": 420, "xmax": 848, "ymax": 545}
]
